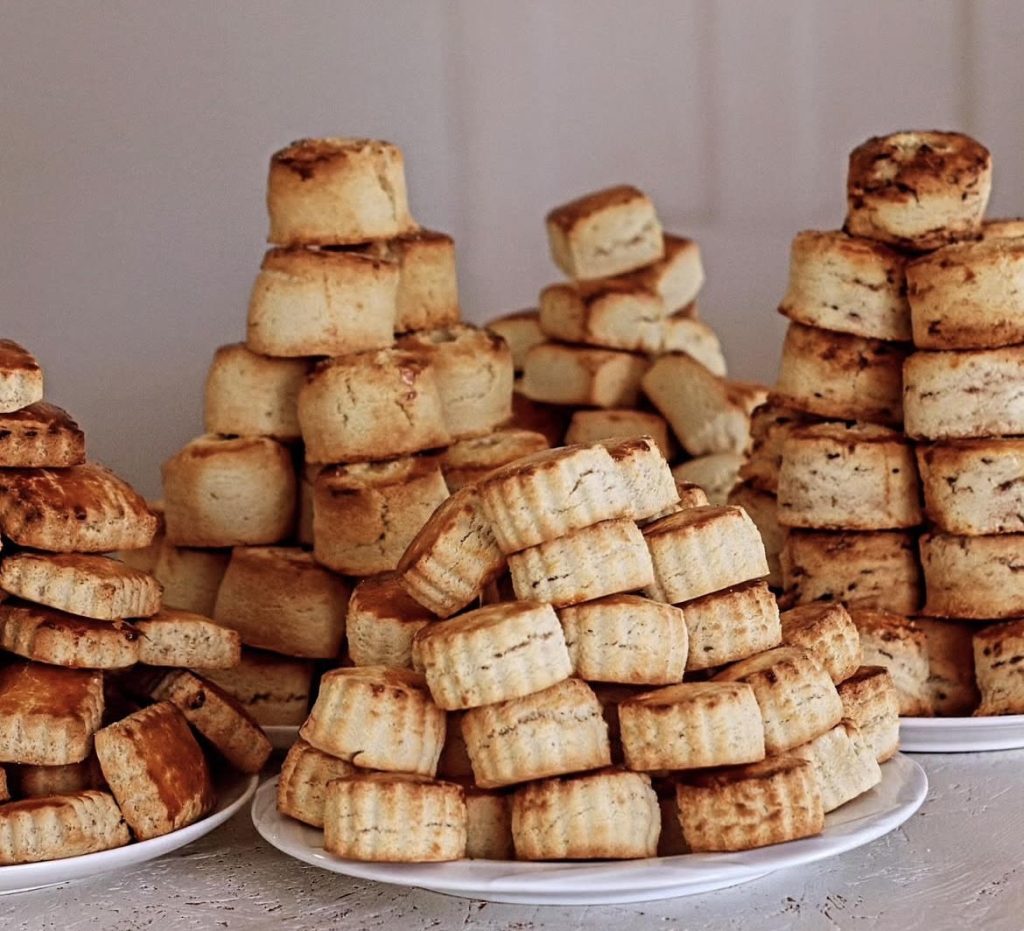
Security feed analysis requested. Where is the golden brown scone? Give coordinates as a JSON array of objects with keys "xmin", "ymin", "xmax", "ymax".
[
  {"xmin": 779, "ymin": 230, "xmax": 911, "ymax": 341},
  {"xmin": 679, "ymin": 581, "xmax": 782, "ymax": 671},
  {"xmin": 845, "ymin": 130, "xmax": 991, "ymax": 251},
  {"xmin": 346, "ymin": 574, "xmax": 434, "ymax": 668},
  {"xmin": 849, "ymin": 609, "xmax": 931, "ymax": 716},
  {"xmin": 601, "ymin": 435, "xmax": 679, "ymax": 522},
  {"xmin": 790, "ymin": 720, "xmax": 881, "ymax": 813},
  {"xmin": 162, "ymin": 435, "xmax": 296, "ymax": 547},
  {"xmin": 726, "ymin": 482, "xmax": 785, "ymax": 588},
  {"xmin": 920, "ymin": 531, "xmax": 1024, "ymax": 620},
  {"xmin": 619, "ymin": 233, "xmax": 704, "ymax": 312},
  {"xmin": 546, "ymin": 185, "xmax": 664, "ymax": 280},
  {"xmin": 520, "ymin": 342, "xmax": 649, "ymax": 409},
  {"xmin": 486, "ymin": 309, "xmax": 545, "ymax": 372},
  {"xmin": 0, "ymin": 339, "xmax": 43, "ymax": 413},
  {"xmin": 509, "ymin": 381, "xmax": 573, "ymax": 446},
  {"xmin": 323, "ymin": 774, "xmax": 466, "ymax": 862},
  {"xmin": 0, "ymin": 663, "xmax": 104, "ymax": 765},
  {"xmin": 538, "ymin": 279, "xmax": 667, "ymax": 353},
  {"xmin": 512, "ymin": 768, "xmax": 659, "ymax": 860},
  {"xmin": 202, "ymin": 649, "xmax": 313, "ymax": 726},
  {"xmin": 312, "ymin": 455, "xmax": 449, "ymax": 576},
  {"xmin": 298, "ymin": 350, "xmax": 451, "ymax": 464},
  {"xmin": 676, "ymin": 756, "xmax": 824, "ymax": 852},
  {"xmin": 837, "ymin": 666, "xmax": 901, "ymax": 762},
  {"xmin": 659, "ymin": 315, "xmax": 728, "ymax": 376},
  {"xmin": 12, "ymin": 756, "xmax": 105, "ymax": 798},
  {"xmin": 213, "ymin": 547, "xmax": 349, "ymax": 658},
  {"xmin": 914, "ymin": 618, "xmax": 979, "ymax": 716},
  {"xmin": 974, "ymin": 620, "xmax": 1024, "ymax": 716},
  {"xmin": 152, "ymin": 544, "xmax": 230, "ymax": 616},
  {"xmin": 981, "ymin": 218, "xmax": 1024, "ymax": 240},
  {"xmin": 0, "ymin": 402, "xmax": 84, "ymax": 468},
  {"xmin": 672, "ymin": 453, "xmax": 744, "ymax": 507},
  {"xmin": 134, "ymin": 608, "xmax": 240, "ymax": 669},
  {"xmin": 277, "ymin": 739, "xmax": 356, "ymax": 827},
  {"xmin": 0, "ymin": 791, "xmax": 129, "ymax": 864},
  {"xmin": 565, "ymin": 409, "xmax": 673, "ymax": 460},
  {"xmin": 266, "ymin": 137, "xmax": 416, "ymax": 246},
  {"xmin": 0, "ymin": 603, "xmax": 140, "ymax": 670},
  {"xmin": 464, "ymin": 788, "xmax": 514, "ymax": 860},
  {"xmin": 440, "ymin": 429, "xmax": 549, "ymax": 491},
  {"xmin": 94, "ymin": 702, "xmax": 214, "ymax": 841},
  {"xmin": 739, "ymin": 400, "xmax": 817, "ymax": 494},
  {"xmin": 780, "ymin": 602, "xmax": 862, "ymax": 684},
  {"xmin": 774, "ymin": 322, "xmax": 907, "ymax": 426},
  {"xmin": 300, "ymin": 667, "xmax": 446, "ymax": 776},
  {"xmin": 114, "ymin": 500, "xmax": 165, "ymax": 574},
  {"xmin": 0, "ymin": 464, "xmax": 157, "ymax": 554}
]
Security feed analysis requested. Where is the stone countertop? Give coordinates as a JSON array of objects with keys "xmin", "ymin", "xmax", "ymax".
[{"xmin": 5, "ymin": 750, "xmax": 1021, "ymax": 931}]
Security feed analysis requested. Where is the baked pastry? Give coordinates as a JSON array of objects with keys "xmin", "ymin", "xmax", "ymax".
[
  {"xmin": 538, "ymin": 279, "xmax": 667, "ymax": 353},
  {"xmin": 0, "ymin": 603, "xmax": 140, "ymax": 669},
  {"xmin": 512, "ymin": 769, "xmax": 659, "ymax": 860},
  {"xmin": 849, "ymin": 609, "xmax": 931, "ymax": 716},
  {"xmin": 781, "ymin": 530, "xmax": 922, "ymax": 615},
  {"xmin": 299, "ymin": 667, "xmax": 446, "ymax": 776},
  {"xmin": 520, "ymin": 343, "xmax": 648, "ymax": 409},
  {"xmin": 920, "ymin": 531, "xmax": 1024, "ymax": 619},
  {"xmin": 461, "ymin": 678, "xmax": 610, "ymax": 788},
  {"xmin": 485, "ymin": 309, "xmax": 544, "ymax": 372},
  {"xmin": 780, "ymin": 602, "xmax": 862, "ymax": 684},
  {"xmin": 789, "ymin": 720, "xmax": 881, "ymax": 813},
  {"xmin": 678, "ymin": 581, "xmax": 782, "ymax": 671},
  {"xmin": 298, "ymin": 350, "xmax": 451, "ymax": 463},
  {"xmin": 917, "ymin": 439, "xmax": 1024, "ymax": 535},
  {"xmin": 0, "ymin": 791, "xmax": 129, "ymax": 864},
  {"xmin": 115, "ymin": 500, "xmax": 165, "ymax": 574},
  {"xmin": 600, "ymin": 435, "xmax": 679, "ymax": 522},
  {"xmin": 618, "ymin": 682, "xmax": 765, "ymax": 771},
  {"xmin": 726, "ymin": 482, "xmax": 785, "ymax": 588},
  {"xmin": 904, "ymin": 347, "xmax": 1024, "ymax": 440},
  {"xmin": 213, "ymin": 547, "xmax": 349, "ymax": 658},
  {"xmin": 346, "ymin": 574, "xmax": 434, "ymax": 668},
  {"xmin": 914, "ymin": 618, "xmax": 979, "ymax": 716},
  {"xmin": 738, "ymin": 400, "xmax": 816, "ymax": 494},
  {"xmin": 837, "ymin": 666, "xmax": 901, "ymax": 762},
  {"xmin": 323, "ymin": 774, "xmax": 466, "ymax": 862},
  {"xmin": 0, "ymin": 663, "xmax": 103, "ymax": 765},
  {"xmin": 546, "ymin": 185, "xmax": 664, "ymax": 280},
  {"xmin": 671, "ymin": 453, "xmax": 743, "ymax": 506},
  {"xmin": 0, "ymin": 463, "xmax": 157, "ymax": 553},
  {"xmin": 277, "ymin": 739, "xmax": 356, "ymax": 828},
  {"xmin": 12, "ymin": 757, "xmax": 104, "ymax": 798},
  {"xmin": 777, "ymin": 422, "xmax": 922, "ymax": 530},
  {"xmin": 619, "ymin": 234, "xmax": 704, "ymax": 312},
  {"xmin": 266, "ymin": 137, "xmax": 416, "ymax": 246},
  {"xmin": 981, "ymin": 218, "xmax": 1024, "ymax": 240},
  {"xmin": 203, "ymin": 343, "xmax": 309, "ymax": 439},
  {"xmin": 659, "ymin": 316, "xmax": 728, "ymax": 376},
  {"xmin": 464, "ymin": 789, "xmax": 514, "ymax": 860},
  {"xmin": 558, "ymin": 594, "xmax": 688, "ymax": 685},
  {"xmin": 162, "ymin": 435, "xmax": 295, "ymax": 547},
  {"xmin": 440, "ymin": 429, "xmax": 549, "ymax": 491},
  {"xmin": 94, "ymin": 702, "xmax": 214, "ymax": 840},
  {"xmin": 134, "ymin": 608, "xmax": 241, "ymax": 669},
  {"xmin": 311, "ymin": 455, "xmax": 449, "ymax": 576},
  {"xmin": 643, "ymin": 505, "xmax": 768, "ymax": 604},
  {"xmin": 565, "ymin": 409, "xmax": 673, "ymax": 460},
  {"xmin": 0, "ymin": 402, "xmax": 84, "ymax": 468},
  {"xmin": 152, "ymin": 544, "xmax": 230, "ymax": 616},
  {"xmin": 0, "ymin": 339, "xmax": 43, "ymax": 412},
  {"xmin": 845, "ymin": 130, "xmax": 991, "ymax": 251},
  {"xmin": 779, "ymin": 230, "xmax": 911, "ymax": 341},
  {"xmin": 974, "ymin": 620, "xmax": 1024, "ymax": 716},
  {"xmin": 202, "ymin": 649, "xmax": 313, "ymax": 726},
  {"xmin": 774, "ymin": 323, "xmax": 906, "ymax": 426}
]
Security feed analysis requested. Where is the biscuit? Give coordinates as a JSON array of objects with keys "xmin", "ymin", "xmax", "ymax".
[
  {"xmin": 0, "ymin": 402, "xmax": 84, "ymax": 468},
  {"xmin": 644, "ymin": 353, "xmax": 766, "ymax": 455},
  {"xmin": 904, "ymin": 347, "xmax": 1024, "ymax": 440},
  {"xmin": 299, "ymin": 667, "xmax": 446, "ymax": 776},
  {"xmin": 0, "ymin": 791, "xmax": 129, "ymax": 864},
  {"xmin": 914, "ymin": 618, "xmax": 979, "ymax": 716},
  {"xmin": 837, "ymin": 666, "xmax": 901, "ymax": 762},
  {"xmin": 414, "ymin": 601, "xmax": 572, "ymax": 709},
  {"xmin": 347, "ymin": 574, "xmax": 434, "ymax": 668},
  {"xmin": 849, "ymin": 609, "xmax": 931, "ymax": 716},
  {"xmin": 715, "ymin": 647, "xmax": 843, "ymax": 753},
  {"xmin": 845, "ymin": 130, "xmax": 991, "ymax": 251},
  {"xmin": 508, "ymin": 518, "xmax": 654, "ymax": 607},
  {"xmin": 267, "ymin": 137, "xmax": 416, "ymax": 246},
  {"xmin": 0, "ymin": 339, "xmax": 43, "ymax": 413},
  {"xmin": 777, "ymin": 422, "xmax": 922, "ymax": 530},
  {"xmin": 738, "ymin": 400, "xmax": 816, "ymax": 494},
  {"xmin": 0, "ymin": 603, "xmax": 140, "ymax": 669},
  {"xmin": 511, "ymin": 769, "xmax": 659, "ymax": 860},
  {"xmin": 678, "ymin": 581, "xmax": 782, "ymax": 671},
  {"xmin": 659, "ymin": 316, "xmax": 727, "ymax": 376},
  {"xmin": 162, "ymin": 435, "xmax": 296, "ymax": 547},
  {"xmin": 558, "ymin": 595, "xmax": 688, "ymax": 685},
  {"xmin": 203, "ymin": 343, "xmax": 310, "ymax": 439},
  {"xmin": 920, "ymin": 531, "xmax": 1024, "ymax": 619},
  {"xmin": 0, "ymin": 463, "xmax": 157, "ymax": 554},
  {"xmin": 520, "ymin": 343, "xmax": 648, "ymax": 409},
  {"xmin": 538, "ymin": 279, "xmax": 667, "ymax": 353},
  {"xmin": 780, "ymin": 602, "xmax": 862, "ymax": 684},
  {"xmin": 565, "ymin": 409, "xmax": 673, "ymax": 460},
  {"xmin": 780, "ymin": 530, "xmax": 922, "ymax": 615},
  {"xmin": 134, "ymin": 608, "xmax": 241, "ymax": 669},
  {"xmin": 508, "ymin": 384, "xmax": 572, "ymax": 446},
  {"xmin": 94, "ymin": 702, "xmax": 215, "ymax": 840},
  {"xmin": 12, "ymin": 757, "xmax": 104, "ymax": 798},
  {"xmin": 277, "ymin": 739, "xmax": 356, "ymax": 828},
  {"xmin": 152, "ymin": 544, "xmax": 230, "ymax": 616},
  {"xmin": 465, "ymin": 789, "xmax": 514, "ymax": 860},
  {"xmin": 789, "ymin": 720, "xmax": 881, "ymax": 813},
  {"xmin": 298, "ymin": 350, "xmax": 451, "ymax": 464},
  {"xmin": 202, "ymin": 649, "xmax": 313, "ymax": 726},
  {"xmin": 0, "ymin": 663, "xmax": 104, "ymax": 765},
  {"xmin": 312, "ymin": 455, "xmax": 449, "ymax": 576},
  {"xmin": 214, "ymin": 547, "xmax": 349, "ymax": 658},
  {"xmin": 676, "ymin": 756, "xmax": 824, "ymax": 852},
  {"xmin": 726, "ymin": 482, "xmax": 785, "ymax": 588},
  {"xmin": 396, "ymin": 324, "xmax": 514, "ymax": 440},
  {"xmin": 460, "ymin": 678, "xmax": 610, "ymax": 788},
  {"xmin": 779, "ymin": 230, "xmax": 911, "ymax": 341},
  {"xmin": 774, "ymin": 323, "xmax": 906, "ymax": 426},
  {"xmin": 618, "ymin": 681, "xmax": 765, "ymax": 771},
  {"xmin": 546, "ymin": 185, "xmax": 664, "ymax": 280},
  {"xmin": 643, "ymin": 505, "xmax": 768, "ymax": 604},
  {"xmin": 974, "ymin": 620, "xmax": 1024, "ymax": 716},
  {"xmin": 672, "ymin": 453, "xmax": 743, "ymax": 506},
  {"xmin": 486, "ymin": 309, "xmax": 545, "ymax": 372},
  {"xmin": 440, "ymin": 429, "xmax": 549, "ymax": 491},
  {"xmin": 397, "ymin": 485, "xmax": 506, "ymax": 618},
  {"xmin": 601, "ymin": 435, "xmax": 679, "ymax": 521},
  {"xmin": 323, "ymin": 774, "xmax": 466, "ymax": 862},
  {"xmin": 619, "ymin": 233, "xmax": 704, "ymax": 313}
]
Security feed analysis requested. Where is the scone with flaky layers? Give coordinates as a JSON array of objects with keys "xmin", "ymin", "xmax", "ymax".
[
  {"xmin": 133, "ymin": 607, "xmax": 241, "ymax": 669},
  {"xmin": 277, "ymin": 739, "xmax": 356, "ymax": 828},
  {"xmin": 973, "ymin": 620, "xmax": 1024, "ymax": 716},
  {"xmin": 0, "ymin": 791, "xmax": 129, "ymax": 865},
  {"xmin": 726, "ymin": 482, "xmax": 786, "ymax": 588},
  {"xmin": 915, "ymin": 618, "xmax": 979, "ymax": 716},
  {"xmin": 0, "ymin": 339, "xmax": 43, "ymax": 413},
  {"xmin": 0, "ymin": 402, "xmax": 84, "ymax": 468},
  {"xmin": 618, "ymin": 233, "xmax": 704, "ymax": 312},
  {"xmin": 600, "ymin": 435, "xmax": 679, "ymax": 522},
  {"xmin": 837, "ymin": 666, "xmax": 901, "ymax": 762},
  {"xmin": 849, "ymin": 610, "xmax": 931, "ymax": 716},
  {"xmin": 780, "ymin": 602, "xmax": 862, "ymax": 684},
  {"xmin": 520, "ymin": 343, "xmax": 649, "ymax": 409},
  {"xmin": 672, "ymin": 453, "xmax": 744, "ymax": 506},
  {"xmin": 739, "ymin": 400, "xmax": 817, "ymax": 494},
  {"xmin": 677, "ymin": 580, "xmax": 781, "ymax": 672},
  {"xmin": 659, "ymin": 315, "xmax": 728, "ymax": 376},
  {"xmin": 538, "ymin": 279, "xmax": 667, "ymax": 353},
  {"xmin": 0, "ymin": 603, "xmax": 140, "ymax": 669},
  {"xmin": 790, "ymin": 720, "xmax": 881, "ymax": 812},
  {"xmin": 920, "ymin": 531, "xmax": 1024, "ymax": 620},
  {"xmin": 346, "ymin": 574, "xmax": 435, "ymax": 668}
]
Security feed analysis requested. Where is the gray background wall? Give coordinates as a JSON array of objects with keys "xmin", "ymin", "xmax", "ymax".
[{"xmin": 3, "ymin": 0, "xmax": 1022, "ymax": 496}]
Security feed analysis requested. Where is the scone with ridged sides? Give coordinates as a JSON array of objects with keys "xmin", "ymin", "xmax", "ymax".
[
  {"xmin": 440, "ymin": 429, "xmax": 549, "ymax": 491},
  {"xmin": 619, "ymin": 233, "xmax": 704, "ymax": 312},
  {"xmin": 0, "ymin": 603, "xmax": 140, "ymax": 669},
  {"xmin": 780, "ymin": 602, "xmax": 862, "ymax": 684},
  {"xmin": 465, "ymin": 789, "xmax": 514, "ymax": 860},
  {"xmin": 920, "ymin": 531, "xmax": 1024, "ymax": 620},
  {"xmin": 485, "ymin": 309, "xmax": 544, "ymax": 373},
  {"xmin": 849, "ymin": 610, "xmax": 931, "ymax": 717},
  {"xmin": 678, "ymin": 581, "xmax": 781, "ymax": 672},
  {"xmin": 512, "ymin": 769, "xmax": 659, "ymax": 860},
  {"xmin": 726, "ymin": 482, "xmax": 785, "ymax": 588},
  {"xmin": 915, "ymin": 618, "xmax": 979, "ymax": 716},
  {"xmin": 974, "ymin": 620, "xmax": 1024, "ymax": 716},
  {"xmin": 837, "ymin": 666, "xmax": 901, "ymax": 763},
  {"xmin": 152, "ymin": 544, "xmax": 230, "ymax": 617},
  {"xmin": 599, "ymin": 435, "xmax": 679, "ymax": 522},
  {"xmin": 790, "ymin": 720, "xmax": 881, "ymax": 813},
  {"xmin": 739, "ymin": 400, "xmax": 816, "ymax": 494},
  {"xmin": 346, "ymin": 574, "xmax": 435, "ymax": 668},
  {"xmin": 660, "ymin": 316, "xmax": 728, "ymax": 376},
  {"xmin": 277, "ymin": 739, "xmax": 356, "ymax": 828},
  {"xmin": 203, "ymin": 649, "xmax": 313, "ymax": 727},
  {"xmin": 520, "ymin": 342, "xmax": 649, "ymax": 409},
  {"xmin": 0, "ymin": 402, "xmax": 84, "ymax": 468},
  {"xmin": 299, "ymin": 667, "xmax": 445, "ymax": 776},
  {"xmin": 0, "ymin": 791, "xmax": 129, "ymax": 865},
  {"xmin": 845, "ymin": 130, "xmax": 991, "ymax": 251},
  {"xmin": 134, "ymin": 608, "xmax": 240, "ymax": 669},
  {"xmin": 538, "ymin": 279, "xmax": 667, "ymax": 353},
  {"xmin": 0, "ymin": 339, "xmax": 43, "ymax": 412},
  {"xmin": 266, "ymin": 137, "xmax": 416, "ymax": 246},
  {"xmin": 672, "ymin": 453, "xmax": 744, "ymax": 506},
  {"xmin": 566, "ymin": 409, "xmax": 673, "ymax": 461}
]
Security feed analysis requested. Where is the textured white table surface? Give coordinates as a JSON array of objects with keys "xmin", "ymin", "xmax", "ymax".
[{"xmin": 4, "ymin": 750, "xmax": 1020, "ymax": 931}]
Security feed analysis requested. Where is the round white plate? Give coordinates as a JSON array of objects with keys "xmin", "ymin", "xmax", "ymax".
[
  {"xmin": 900, "ymin": 714, "xmax": 1024, "ymax": 753},
  {"xmin": 252, "ymin": 754, "xmax": 927, "ymax": 905},
  {"xmin": 0, "ymin": 771, "xmax": 258, "ymax": 895},
  {"xmin": 264, "ymin": 726, "xmax": 300, "ymax": 751}
]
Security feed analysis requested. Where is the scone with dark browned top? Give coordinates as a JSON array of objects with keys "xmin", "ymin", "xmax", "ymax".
[
  {"xmin": 0, "ymin": 339, "xmax": 43, "ymax": 413},
  {"xmin": 0, "ymin": 402, "xmax": 84, "ymax": 468}
]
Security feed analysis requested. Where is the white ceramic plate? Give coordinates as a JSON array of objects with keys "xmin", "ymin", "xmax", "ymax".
[
  {"xmin": 0, "ymin": 771, "xmax": 258, "ymax": 895},
  {"xmin": 900, "ymin": 714, "xmax": 1024, "ymax": 753},
  {"xmin": 264, "ymin": 726, "xmax": 300, "ymax": 751},
  {"xmin": 252, "ymin": 754, "xmax": 927, "ymax": 905}
]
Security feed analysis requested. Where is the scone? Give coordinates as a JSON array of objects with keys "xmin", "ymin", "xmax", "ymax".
[
  {"xmin": 0, "ymin": 603, "xmax": 140, "ymax": 669},
  {"xmin": 920, "ymin": 531, "xmax": 1024, "ymax": 619},
  {"xmin": 789, "ymin": 720, "xmax": 881, "ymax": 813},
  {"xmin": 914, "ymin": 618, "xmax": 979, "ymax": 716},
  {"xmin": 485, "ymin": 309, "xmax": 545, "ymax": 372},
  {"xmin": 726, "ymin": 482, "xmax": 785, "ymax": 588},
  {"xmin": 837, "ymin": 666, "xmax": 901, "ymax": 763},
  {"xmin": 659, "ymin": 316, "xmax": 728, "ymax": 376},
  {"xmin": 0, "ymin": 791, "xmax": 129, "ymax": 864},
  {"xmin": 0, "ymin": 402, "xmax": 84, "ymax": 468},
  {"xmin": 738, "ymin": 400, "xmax": 816, "ymax": 494},
  {"xmin": 601, "ymin": 435, "xmax": 679, "ymax": 522},
  {"xmin": 115, "ymin": 499, "xmax": 165, "ymax": 574},
  {"xmin": 974, "ymin": 620, "xmax": 1024, "ymax": 716},
  {"xmin": 520, "ymin": 342, "xmax": 648, "ymax": 409},
  {"xmin": 845, "ymin": 130, "xmax": 991, "ymax": 251},
  {"xmin": 0, "ymin": 339, "xmax": 43, "ymax": 412},
  {"xmin": 152, "ymin": 544, "xmax": 230, "ymax": 616},
  {"xmin": 565, "ymin": 409, "xmax": 673, "ymax": 460},
  {"xmin": 162, "ymin": 435, "xmax": 295, "ymax": 547},
  {"xmin": 277, "ymin": 739, "xmax": 356, "ymax": 828},
  {"xmin": 12, "ymin": 757, "xmax": 104, "ymax": 798},
  {"xmin": 346, "ymin": 574, "xmax": 435, "ymax": 668},
  {"xmin": 538, "ymin": 279, "xmax": 667, "ymax": 353},
  {"xmin": 619, "ymin": 233, "xmax": 704, "ymax": 312},
  {"xmin": 671, "ymin": 453, "xmax": 744, "ymax": 506},
  {"xmin": 134, "ymin": 608, "xmax": 241, "ymax": 669},
  {"xmin": 440, "ymin": 429, "xmax": 549, "ymax": 491},
  {"xmin": 849, "ymin": 609, "xmax": 931, "ymax": 716},
  {"xmin": 509, "ymin": 383, "xmax": 571, "ymax": 446},
  {"xmin": 981, "ymin": 218, "xmax": 1024, "ymax": 240},
  {"xmin": 678, "ymin": 581, "xmax": 782, "ymax": 671},
  {"xmin": 266, "ymin": 137, "xmax": 416, "ymax": 246},
  {"xmin": 203, "ymin": 649, "xmax": 313, "ymax": 726},
  {"xmin": 465, "ymin": 789, "xmax": 514, "ymax": 860},
  {"xmin": 780, "ymin": 602, "xmax": 862, "ymax": 684},
  {"xmin": 546, "ymin": 185, "xmax": 664, "ymax": 280}
]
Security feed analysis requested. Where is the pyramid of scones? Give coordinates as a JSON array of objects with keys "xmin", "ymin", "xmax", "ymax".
[{"xmin": 0, "ymin": 340, "xmax": 268, "ymax": 866}]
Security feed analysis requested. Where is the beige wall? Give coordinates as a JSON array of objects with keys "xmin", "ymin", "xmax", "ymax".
[{"xmin": 2, "ymin": 0, "xmax": 1022, "ymax": 496}]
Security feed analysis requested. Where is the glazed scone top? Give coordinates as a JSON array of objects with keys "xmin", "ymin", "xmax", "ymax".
[{"xmin": 270, "ymin": 137, "xmax": 405, "ymax": 180}]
